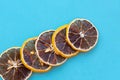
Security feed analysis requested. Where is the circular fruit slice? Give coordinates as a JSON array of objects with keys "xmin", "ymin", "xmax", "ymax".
[
  {"xmin": 0, "ymin": 47, "xmax": 32, "ymax": 80},
  {"xmin": 66, "ymin": 18, "xmax": 98, "ymax": 52},
  {"xmin": 20, "ymin": 37, "xmax": 52, "ymax": 72},
  {"xmin": 52, "ymin": 25, "xmax": 79, "ymax": 58},
  {"xmin": 35, "ymin": 30, "xmax": 67, "ymax": 66}
]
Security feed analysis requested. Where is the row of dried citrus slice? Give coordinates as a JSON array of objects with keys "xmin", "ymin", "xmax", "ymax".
[{"xmin": 0, "ymin": 18, "xmax": 98, "ymax": 80}]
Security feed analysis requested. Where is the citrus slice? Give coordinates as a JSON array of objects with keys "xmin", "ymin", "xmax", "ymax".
[
  {"xmin": 52, "ymin": 25, "xmax": 79, "ymax": 58},
  {"xmin": 35, "ymin": 30, "xmax": 67, "ymax": 66},
  {"xmin": 66, "ymin": 18, "xmax": 98, "ymax": 52},
  {"xmin": 0, "ymin": 47, "xmax": 32, "ymax": 80},
  {"xmin": 20, "ymin": 37, "xmax": 51, "ymax": 72}
]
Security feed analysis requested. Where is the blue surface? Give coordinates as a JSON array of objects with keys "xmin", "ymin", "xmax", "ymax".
[{"xmin": 0, "ymin": 0, "xmax": 120, "ymax": 80}]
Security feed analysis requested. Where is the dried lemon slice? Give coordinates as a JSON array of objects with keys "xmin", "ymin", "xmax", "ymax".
[
  {"xmin": 0, "ymin": 47, "xmax": 32, "ymax": 80},
  {"xmin": 66, "ymin": 18, "xmax": 98, "ymax": 52},
  {"xmin": 20, "ymin": 37, "xmax": 51, "ymax": 72},
  {"xmin": 35, "ymin": 30, "xmax": 67, "ymax": 66},
  {"xmin": 52, "ymin": 25, "xmax": 79, "ymax": 58}
]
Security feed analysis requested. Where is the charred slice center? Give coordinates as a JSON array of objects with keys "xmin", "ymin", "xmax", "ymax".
[
  {"xmin": 68, "ymin": 19, "xmax": 98, "ymax": 50},
  {"xmin": 36, "ymin": 31, "xmax": 67, "ymax": 66},
  {"xmin": 22, "ymin": 39, "xmax": 50, "ymax": 70},
  {"xmin": 55, "ymin": 28, "xmax": 77, "ymax": 55},
  {"xmin": 0, "ymin": 48, "xmax": 32, "ymax": 80}
]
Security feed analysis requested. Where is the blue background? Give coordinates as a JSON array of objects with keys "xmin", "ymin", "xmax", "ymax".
[{"xmin": 0, "ymin": 0, "xmax": 120, "ymax": 80}]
